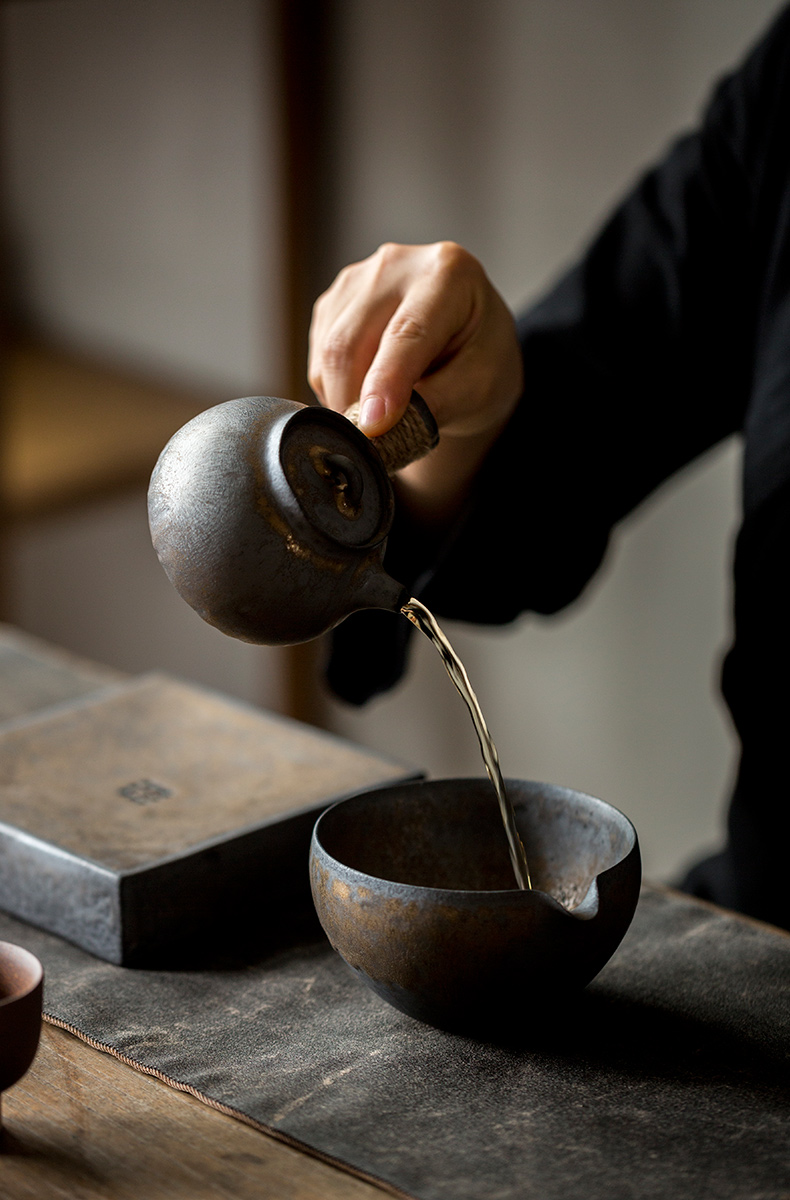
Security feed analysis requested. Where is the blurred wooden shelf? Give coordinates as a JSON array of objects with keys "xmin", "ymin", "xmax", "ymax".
[{"xmin": 1, "ymin": 342, "xmax": 214, "ymax": 520}]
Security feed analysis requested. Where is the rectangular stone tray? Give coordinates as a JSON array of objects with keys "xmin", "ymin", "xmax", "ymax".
[{"xmin": 0, "ymin": 671, "xmax": 417, "ymax": 964}]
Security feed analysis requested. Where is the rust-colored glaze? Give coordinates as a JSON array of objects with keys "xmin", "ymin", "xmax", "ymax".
[
  {"xmin": 0, "ymin": 941, "xmax": 44, "ymax": 1120},
  {"xmin": 310, "ymin": 779, "xmax": 641, "ymax": 1032}
]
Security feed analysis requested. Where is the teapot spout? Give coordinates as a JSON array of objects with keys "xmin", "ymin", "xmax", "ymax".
[{"xmin": 354, "ymin": 565, "xmax": 410, "ymax": 617}]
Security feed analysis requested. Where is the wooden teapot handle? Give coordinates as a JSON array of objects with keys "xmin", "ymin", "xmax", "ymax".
[{"xmin": 344, "ymin": 391, "xmax": 439, "ymax": 475}]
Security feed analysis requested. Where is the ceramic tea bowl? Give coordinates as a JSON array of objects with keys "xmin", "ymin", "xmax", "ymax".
[
  {"xmin": 0, "ymin": 941, "xmax": 44, "ymax": 1125},
  {"xmin": 310, "ymin": 778, "xmax": 641, "ymax": 1032}
]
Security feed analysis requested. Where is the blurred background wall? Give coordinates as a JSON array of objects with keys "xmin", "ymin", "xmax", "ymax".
[
  {"xmin": 0, "ymin": 0, "xmax": 783, "ymax": 883},
  {"xmin": 1, "ymin": 0, "xmax": 285, "ymax": 705}
]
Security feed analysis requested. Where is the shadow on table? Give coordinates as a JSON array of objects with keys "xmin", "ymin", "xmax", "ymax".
[
  {"xmin": 131, "ymin": 903, "xmax": 325, "ymax": 971},
  {"xmin": 0, "ymin": 1123, "xmax": 110, "ymax": 1188},
  {"xmin": 475, "ymin": 980, "xmax": 788, "ymax": 1095}
]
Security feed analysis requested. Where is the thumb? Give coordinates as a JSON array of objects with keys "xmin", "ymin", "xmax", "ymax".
[
  {"xmin": 356, "ymin": 294, "xmax": 467, "ymax": 435},
  {"xmin": 356, "ymin": 312, "xmax": 432, "ymax": 435}
]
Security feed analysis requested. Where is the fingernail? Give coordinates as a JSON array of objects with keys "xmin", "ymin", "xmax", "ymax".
[{"xmin": 359, "ymin": 395, "xmax": 387, "ymax": 433}]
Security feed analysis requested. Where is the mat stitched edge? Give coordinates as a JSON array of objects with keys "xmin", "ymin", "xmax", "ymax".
[{"xmin": 42, "ymin": 1011, "xmax": 415, "ymax": 1200}]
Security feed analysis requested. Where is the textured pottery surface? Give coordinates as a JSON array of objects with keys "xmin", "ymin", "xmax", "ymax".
[
  {"xmin": 311, "ymin": 779, "xmax": 641, "ymax": 1031},
  {"xmin": 148, "ymin": 395, "xmax": 407, "ymax": 646},
  {"xmin": 0, "ymin": 941, "xmax": 44, "ymax": 1105}
]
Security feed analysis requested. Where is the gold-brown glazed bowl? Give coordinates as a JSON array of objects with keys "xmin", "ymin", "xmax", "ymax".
[
  {"xmin": 0, "ymin": 941, "xmax": 44, "ymax": 1125},
  {"xmin": 310, "ymin": 779, "xmax": 640, "ymax": 1032}
]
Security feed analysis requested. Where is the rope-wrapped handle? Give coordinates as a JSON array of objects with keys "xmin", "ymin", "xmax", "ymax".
[{"xmin": 345, "ymin": 391, "xmax": 439, "ymax": 475}]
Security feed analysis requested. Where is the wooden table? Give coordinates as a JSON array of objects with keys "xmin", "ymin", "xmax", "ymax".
[
  {"xmin": 0, "ymin": 626, "xmax": 387, "ymax": 1198},
  {"xmin": 3, "ymin": 1024, "xmax": 385, "ymax": 1199}
]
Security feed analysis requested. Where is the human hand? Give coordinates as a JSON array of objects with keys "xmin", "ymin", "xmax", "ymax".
[{"xmin": 308, "ymin": 241, "xmax": 523, "ymax": 442}]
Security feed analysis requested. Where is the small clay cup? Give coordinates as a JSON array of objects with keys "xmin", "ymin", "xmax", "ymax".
[
  {"xmin": 311, "ymin": 778, "xmax": 641, "ymax": 1032},
  {"xmin": 0, "ymin": 941, "xmax": 44, "ymax": 1127}
]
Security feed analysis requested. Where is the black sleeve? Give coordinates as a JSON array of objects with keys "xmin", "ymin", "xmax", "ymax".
[{"xmin": 327, "ymin": 5, "xmax": 790, "ymax": 705}]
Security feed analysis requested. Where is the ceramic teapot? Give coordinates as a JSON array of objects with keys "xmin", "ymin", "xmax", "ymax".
[{"xmin": 148, "ymin": 393, "xmax": 437, "ymax": 645}]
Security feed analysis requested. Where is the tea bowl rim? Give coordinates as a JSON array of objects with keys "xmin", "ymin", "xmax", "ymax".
[
  {"xmin": 0, "ymin": 941, "xmax": 44, "ymax": 1009},
  {"xmin": 310, "ymin": 776, "xmax": 639, "ymax": 918}
]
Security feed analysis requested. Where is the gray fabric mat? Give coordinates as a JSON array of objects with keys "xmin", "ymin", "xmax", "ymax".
[{"xmin": 1, "ymin": 886, "xmax": 788, "ymax": 1200}]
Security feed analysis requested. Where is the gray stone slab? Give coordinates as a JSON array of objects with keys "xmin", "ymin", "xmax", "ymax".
[
  {"xmin": 0, "ymin": 624, "xmax": 122, "ymax": 726},
  {"xmin": 0, "ymin": 660, "xmax": 416, "ymax": 964}
]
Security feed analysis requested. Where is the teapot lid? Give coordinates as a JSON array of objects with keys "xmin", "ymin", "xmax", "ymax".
[{"xmin": 277, "ymin": 406, "xmax": 394, "ymax": 550}]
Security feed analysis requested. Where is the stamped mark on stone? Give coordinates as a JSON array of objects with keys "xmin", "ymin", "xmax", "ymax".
[{"xmin": 118, "ymin": 779, "xmax": 173, "ymax": 805}]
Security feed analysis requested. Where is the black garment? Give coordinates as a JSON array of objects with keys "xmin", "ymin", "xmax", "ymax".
[{"xmin": 328, "ymin": 8, "xmax": 790, "ymax": 929}]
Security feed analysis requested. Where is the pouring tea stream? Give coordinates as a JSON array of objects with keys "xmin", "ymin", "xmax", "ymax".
[{"xmin": 148, "ymin": 392, "xmax": 532, "ymax": 890}]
